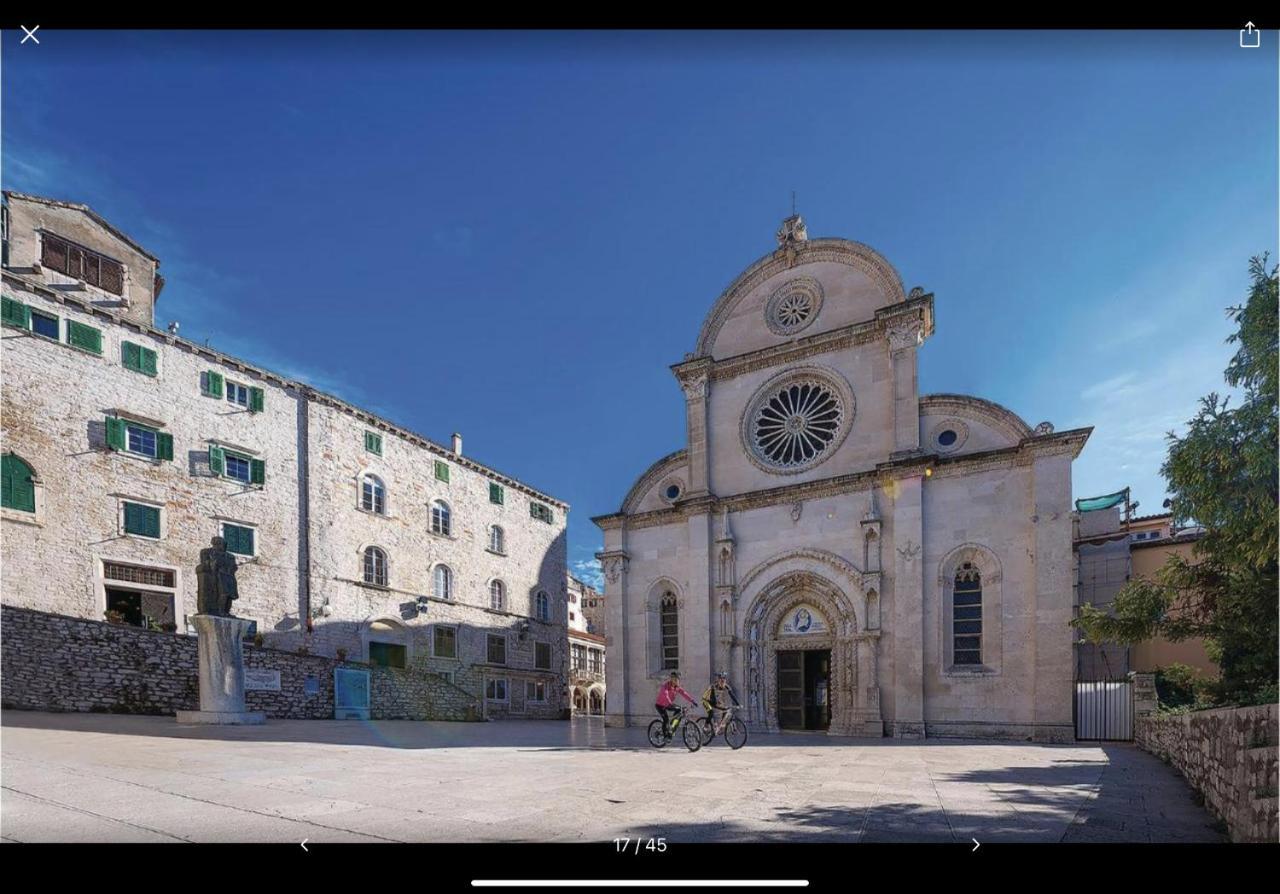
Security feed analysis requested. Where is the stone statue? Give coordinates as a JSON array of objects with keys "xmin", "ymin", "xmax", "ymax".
[{"xmin": 196, "ymin": 536, "xmax": 239, "ymax": 617}]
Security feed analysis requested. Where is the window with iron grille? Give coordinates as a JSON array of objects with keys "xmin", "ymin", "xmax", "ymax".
[
  {"xmin": 660, "ymin": 593, "xmax": 679, "ymax": 670},
  {"xmin": 41, "ymin": 233, "xmax": 125, "ymax": 296},
  {"xmin": 103, "ymin": 561, "xmax": 175, "ymax": 588},
  {"xmin": 953, "ymin": 563, "xmax": 983, "ymax": 666}
]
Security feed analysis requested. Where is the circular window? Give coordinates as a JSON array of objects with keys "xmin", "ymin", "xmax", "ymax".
[
  {"xmin": 938, "ymin": 429, "xmax": 958, "ymax": 447},
  {"xmin": 765, "ymin": 277, "xmax": 824, "ymax": 337},
  {"xmin": 929, "ymin": 419, "xmax": 969, "ymax": 453},
  {"xmin": 665, "ymin": 484, "xmax": 681, "ymax": 501},
  {"xmin": 744, "ymin": 370, "xmax": 852, "ymax": 473}
]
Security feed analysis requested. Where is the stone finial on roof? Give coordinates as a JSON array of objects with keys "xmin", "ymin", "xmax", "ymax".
[{"xmin": 776, "ymin": 214, "xmax": 808, "ymax": 246}]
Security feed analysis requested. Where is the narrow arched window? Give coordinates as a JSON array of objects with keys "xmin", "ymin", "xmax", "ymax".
[
  {"xmin": 434, "ymin": 564, "xmax": 453, "ymax": 600},
  {"xmin": 490, "ymin": 525, "xmax": 505, "ymax": 553},
  {"xmin": 360, "ymin": 474, "xmax": 385, "ymax": 515},
  {"xmin": 431, "ymin": 500, "xmax": 451, "ymax": 536},
  {"xmin": 490, "ymin": 579, "xmax": 506, "ymax": 611},
  {"xmin": 363, "ymin": 546, "xmax": 388, "ymax": 587},
  {"xmin": 864, "ymin": 529, "xmax": 880, "ymax": 573},
  {"xmin": 953, "ymin": 562, "xmax": 982, "ymax": 665},
  {"xmin": 535, "ymin": 591, "xmax": 550, "ymax": 622},
  {"xmin": 1, "ymin": 453, "xmax": 36, "ymax": 513},
  {"xmin": 660, "ymin": 592, "xmax": 679, "ymax": 670}
]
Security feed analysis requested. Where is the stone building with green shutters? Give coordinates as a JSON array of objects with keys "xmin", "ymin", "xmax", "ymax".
[{"xmin": 0, "ymin": 191, "xmax": 570, "ymax": 719}]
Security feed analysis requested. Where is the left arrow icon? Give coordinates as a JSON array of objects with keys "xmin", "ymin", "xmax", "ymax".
[{"xmin": 301, "ymin": 839, "xmax": 309, "ymax": 852}]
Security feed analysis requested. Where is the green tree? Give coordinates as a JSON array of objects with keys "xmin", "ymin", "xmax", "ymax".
[{"xmin": 1073, "ymin": 255, "xmax": 1278, "ymax": 703}]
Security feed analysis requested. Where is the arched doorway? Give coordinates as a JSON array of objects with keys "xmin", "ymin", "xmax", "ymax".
[
  {"xmin": 587, "ymin": 686, "xmax": 605, "ymax": 715},
  {"xmin": 740, "ymin": 567, "xmax": 878, "ymax": 736},
  {"xmin": 572, "ymin": 687, "xmax": 587, "ymax": 714}
]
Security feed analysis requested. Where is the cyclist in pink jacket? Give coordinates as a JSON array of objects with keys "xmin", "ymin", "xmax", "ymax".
[{"xmin": 655, "ymin": 671, "xmax": 698, "ymax": 736}]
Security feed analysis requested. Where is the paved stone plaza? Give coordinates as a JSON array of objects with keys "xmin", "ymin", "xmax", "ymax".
[{"xmin": 1, "ymin": 712, "xmax": 1223, "ymax": 843}]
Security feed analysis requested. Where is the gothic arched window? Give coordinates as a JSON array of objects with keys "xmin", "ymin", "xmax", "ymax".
[
  {"xmin": 660, "ymin": 592, "xmax": 679, "ymax": 671},
  {"xmin": 953, "ymin": 563, "xmax": 982, "ymax": 665},
  {"xmin": 535, "ymin": 591, "xmax": 550, "ymax": 622}
]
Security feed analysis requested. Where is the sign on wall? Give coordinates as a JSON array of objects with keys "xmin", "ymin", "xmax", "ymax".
[
  {"xmin": 778, "ymin": 604, "xmax": 829, "ymax": 636},
  {"xmin": 244, "ymin": 669, "xmax": 281, "ymax": 692}
]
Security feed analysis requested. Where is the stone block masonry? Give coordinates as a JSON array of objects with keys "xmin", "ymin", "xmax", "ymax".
[
  {"xmin": 1, "ymin": 605, "xmax": 481, "ymax": 722},
  {"xmin": 1135, "ymin": 703, "xmax": 1279, "ymax": 843}
]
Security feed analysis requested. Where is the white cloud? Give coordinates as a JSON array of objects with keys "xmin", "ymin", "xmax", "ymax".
[{"xmin": 571, "ymin": 557, "xmax": 604, "ymax": 589}]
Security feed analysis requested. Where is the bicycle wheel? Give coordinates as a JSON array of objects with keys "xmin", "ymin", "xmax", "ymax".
[
  {"xmin": 724, "ymin": 717, "xmax": 747, "ymax": 750},
  {"xmin": 647, "ymin": 719, "xmax": 669, "ymax": 748},
  {"xmin": 682, "ymin": 719, "xmax": 703, "ymax": 752},
  {"xmin": 697, "ymin": 717, "xmax": 715, "ymax": 746}
]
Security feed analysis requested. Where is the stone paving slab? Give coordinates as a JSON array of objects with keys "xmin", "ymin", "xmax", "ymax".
[{"xmin": 0, "ymin": 712, "xmax": 1226, "ymax": 844}]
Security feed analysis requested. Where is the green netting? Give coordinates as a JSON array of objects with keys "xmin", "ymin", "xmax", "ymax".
[{"xmin": 1075, "ymin": 489, "xmax": 1128, "ymax": 512}]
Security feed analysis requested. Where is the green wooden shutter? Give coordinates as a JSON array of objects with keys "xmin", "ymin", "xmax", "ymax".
[
  {"xmin": 1, "ymin": 296, "xmax": 31, "ymax": 330},
  {"xmin": 1, "ymin": 454, "xmax": 36, "ymax": 513},
  {"xmin": 249, "ymin": 387, "xmax": 264, "ymax": 413},
  {"xmin": 140, "ymin": 346, "xmax": 158, "ymax": 376},
  {"xmin": 208, "ymin": 445, "xmax": 224, "ymax": 475},
  {"xmin": 204, "ymin": 371, "xmax": 224, "ymax": 398},
  {"xmin": 435, "ymin": 460, "xmax": 450, "ymax": 483},
  {"xmin": 105, "ymin": 416, "xmax": 127, "ymax": 451},
  {"xmin": 67, "ymin": 320, "xmax": 103, "ymax": 354},
  {"xmin": 156, "ymin": 432, "xmax": 174, "ymax": 462},
  {"xmin": 250, "ymin": 458, "xmax": 265, "ymax": 485},
  {"xmin": 490, "ymin": 483, "xmax": 504, "ymax": 505},
  {"xmin": 122, "ymin": 341, "xmax": 141, "ymax": 371},
  {"xmin": 124, "ymin": 502, "xmax": 160, "ymax": 538},
  {"xmin": 365, "ymin": 431, "xmax": 382, "ymax": 455}
]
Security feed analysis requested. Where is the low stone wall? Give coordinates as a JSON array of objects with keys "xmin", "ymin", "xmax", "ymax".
[
  {"xmin": 1, "ymin": 605, "xmax": 480, "ymax": 722},
  {"xmin": 1135, "ymin": 703, "xmax": 1279, "ymax": 843}
]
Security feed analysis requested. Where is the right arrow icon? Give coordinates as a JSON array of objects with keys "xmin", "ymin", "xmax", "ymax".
[{"xmin": 972, "ymin": 838, "xmax": 980, "ymax": 852}]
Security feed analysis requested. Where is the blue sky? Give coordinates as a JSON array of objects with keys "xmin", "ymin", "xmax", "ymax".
[{"xmin": 4, "ymin": 30, "xmax": 1276, "ymax": 586}]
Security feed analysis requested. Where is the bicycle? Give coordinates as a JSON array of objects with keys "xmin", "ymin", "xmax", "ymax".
[
  {"xmin": 647, "ymin": 705, "xmax": 703, "ymax": 751},
  {"xmin": 696, "ymin": 703, "xmax": 748, "ymax": 749}
]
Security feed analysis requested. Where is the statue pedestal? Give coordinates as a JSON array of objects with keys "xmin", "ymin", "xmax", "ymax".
[{"xmin": 176, "ymin": 615, "xmax": 265, "ymax": 725}]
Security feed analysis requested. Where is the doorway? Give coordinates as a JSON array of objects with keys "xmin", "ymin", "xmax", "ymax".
[{"xmin": 777, "ymin": 648, "xmax": 831, "ymax": 731}]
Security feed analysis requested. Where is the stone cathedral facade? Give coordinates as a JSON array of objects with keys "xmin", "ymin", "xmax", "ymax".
[{"xmin": 594, "ymin": 216, "xmax": 1090, "ymax": 741}]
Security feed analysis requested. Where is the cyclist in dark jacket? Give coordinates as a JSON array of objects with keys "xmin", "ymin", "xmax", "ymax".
[{"xmin": 701, "ymin": 671, "xmax": 740, "ymax": 734}]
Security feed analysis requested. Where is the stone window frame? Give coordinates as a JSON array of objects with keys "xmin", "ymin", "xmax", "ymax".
[
  {"xmin": 486, "ymin": 632, "xmax": 508, "ymax": 666},
  {"xmin": 1, "ymin": 451, "xmax": 45, "ymax": 527},
  {"xmin": 644, "ymin": 578, "xmax": 684, "ymax": 679},
  {"xmin": 361, "ymin": 544, "xmax": 390, "ymax": 588},
  {"xmin": 929, "ymin": 418, "xmax": 970, "ymax": 455},
  {"xmin": 488, "ymin": 578, "xmax": 507, "ymax": 612},
  {"xmin": 430, "ymin": 499, "xmax": 453, "ymax": 537},
  {"xmin": 432, "ymin": 563, "xmax": 454, "ymax": 601},
  {"xmin": 763, "ymin": 275, "xmax": 825, "ymax": 337},
  {"xmin": 488, "ymin": 524, "xmax": 506, "ymax": 555},
  {"xmin": 526, "ymin": 680, "xmax": 547, "ymax": 703},
  {"xmin": 116, "ymin": 494, "xmax": 165, "ymax": 541},
  {"xmin": 660, "ymin": 477, "xmax": 685, "ymax": 505},
  {"xmin": 485, "ymin": 677, "xmax": 509, "ymax": 702},
  {"xmin": 937, "ymin": 543, "xmax": 1003, "ymax": 677},
  {"xmin": 357, "ymin": 470, "xmax": 387, "ymax": 516},
  {"xmin": 95, "ymin": 555, "xmax": 181, "ymax": 630},
  {"xmin": 431, "ymin": 623, "xmax": 459, "ymax": 659},
  {"xmin": 216, "ymin": 517, "xmax": 258, "ymax": 559},
  {"xmin": 534, "ymin": 590, "xmax": 551, "ymax": 622}
]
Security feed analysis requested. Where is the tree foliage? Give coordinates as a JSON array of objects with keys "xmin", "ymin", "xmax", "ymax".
[{"xmin": 1073, "ymin": 255, "xmax": 1278, "ymax": 703}]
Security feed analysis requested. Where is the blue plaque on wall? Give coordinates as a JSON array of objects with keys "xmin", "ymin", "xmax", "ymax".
[{"xmin": 304, "ymin": 675, "xmax": 320, "ymax": 697}]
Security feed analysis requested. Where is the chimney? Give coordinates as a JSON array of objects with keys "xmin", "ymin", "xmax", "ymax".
[{"xmin": 451, "ymin": 433, "xmax": 463, "ymax": 456}]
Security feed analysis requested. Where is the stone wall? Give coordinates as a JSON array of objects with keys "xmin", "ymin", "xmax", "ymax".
[
  {"xmin": 1135, "ymin": 703, "xmax": 1279, "ymax": 843},
  {"xmin": 1, "ymin": 605, "xmax": 481, "ymax": 722}
]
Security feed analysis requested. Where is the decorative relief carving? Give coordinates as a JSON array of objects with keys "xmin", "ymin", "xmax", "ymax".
[
  {"xmin": 764, "ymin": 276, "xmax": 824, "ymax": 337},
  {"xmin": 897, "ymin": 540, "xmax": 921, "ymax": 562},
  {"xmin": 680, "ymin": 374, "xmax": 708, "ymax": 401},
  {"xmin": 790, "ymin": 502, "xmax": 803, "ymax": 523},
  {"xmin": 886, "ymin": 318, "xmax": 924, "ymax": 352},
  {"xmin": 1034, "ymin": 421, "xmax": 1055, "ymax": 435}
]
